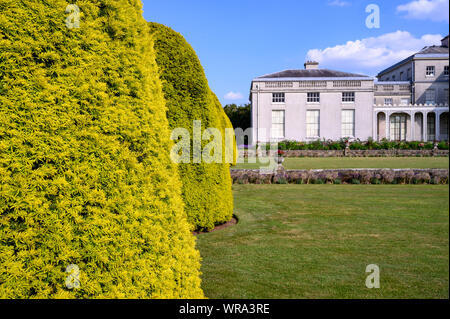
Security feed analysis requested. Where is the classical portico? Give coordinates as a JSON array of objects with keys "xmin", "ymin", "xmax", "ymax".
[{"xmin": 374, "ymin": 104, "xmax": 449, "ymax": 141}]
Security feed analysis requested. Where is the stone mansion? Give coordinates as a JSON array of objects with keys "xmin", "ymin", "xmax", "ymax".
[{"xmin": 250, "ymin": 35, "xmax": 449, "ymax": 144}]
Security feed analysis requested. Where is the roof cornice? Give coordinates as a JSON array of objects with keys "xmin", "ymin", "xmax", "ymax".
[{"xmin": 252, "ymin": 77, "xmax": 373, "ymax": 82}]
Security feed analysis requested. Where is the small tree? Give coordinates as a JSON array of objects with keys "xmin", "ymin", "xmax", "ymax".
[{"xmin": 149, "ymin": 22, "xmax": 235, "ymax": 231}]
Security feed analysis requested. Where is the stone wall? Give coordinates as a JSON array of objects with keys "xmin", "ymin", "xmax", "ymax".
[
  {"xmin": 239, "ymin": 149, "xmax": 449, "ymax": 158},
  {"xmin": 231, "ymin": 168, "xmax": 449, "ymax": 185}
]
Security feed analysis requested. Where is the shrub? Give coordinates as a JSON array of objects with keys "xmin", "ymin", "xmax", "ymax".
[
  {"xmin": 435, "ymin": 171, "xmax": 449, "ymax": 184},
  {"xmin": 438, "ymin": 141, "xmax": 449, "ymax": 150},
  {"xmin": 430, "ymin": 177, "xmax": 440, "ymax": 185},
  {"xmin": 275, "ymin": 177, "xmax": 288, "ymax": 184},
  {"xmin": 405, "ymin": 170, "xmax": 415, "ymax": 184},
  {"xmin": 397, "ymin": 171, "xmax": 407, "ymax": 184},
  {"xmin": 0, "ymin": 0, "xmax": 203, "ymax": 298},
  {"xmin": 371, "ymin": 178, "xmax": 381, "ymax": 184},
  {"xmin": 274, "ymin": 138, "xmax": 448, "ymax": 151},
  {"xmin": 360, "ymin": 171, "xmax": 373, "ymax": 184},
  {"xmin": 287, "ymin": 172, "xmax": 303, "ymax": 184},
  {"xmin": 149, "ymin": 23, "xmax": 234, "ymax": 231},
  {"xmin": 312, "ymin": 178, "xmax": 325, "ymax": 184},
  {"xmin": 381, "ymin": 171, "xmax": 395, "ymax": 184},
  {"xmin": 322, "ymin": 171, "xmax": 339, "ymax": 183},
  {"xmin": 415, "ymin": 172, "xmax": 431, "ymax": 184},
  {"xmin": 349, "ymin": 139, "xmax": 365, "ymax": 150}
]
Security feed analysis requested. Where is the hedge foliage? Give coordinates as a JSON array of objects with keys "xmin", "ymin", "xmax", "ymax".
[
  {"xmin": 272, "ymin": 139, "xmax": 450, "ymax": 151},
  {"xmin": 149, "ymin": 23, "xmax": 234, "ymax": 231},
  {"xmin": 0, "ymin": 0, "xmax": 203, "ymax": 298}
]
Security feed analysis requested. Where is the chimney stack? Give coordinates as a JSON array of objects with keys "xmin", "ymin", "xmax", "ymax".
[
  {"xmin": 441, "ymin": 35, "xmax": 449, "ymax": 48},
  {"xmin": 304, "ymin": 61, "xmax": 319, "ymax": 70}
]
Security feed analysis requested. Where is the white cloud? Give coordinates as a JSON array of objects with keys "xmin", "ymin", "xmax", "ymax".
[
  {"xmin": 328, "ymin": 0, "xmax": 351, "ymax": 6},
  {"xmin": 306, "ymin": 31, "xmax": 443, "ymax": 74},
  {"xmin": 397, "ymin": 0, "xmax": 449, "ymax": 22},
  {"xmin": 224, "ymin": 91, "xmax": 244, "ymax": 100}
]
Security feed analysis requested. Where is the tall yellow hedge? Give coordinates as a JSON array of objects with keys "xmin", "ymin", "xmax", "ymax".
[
  {"xmin": 149, "ymin": 23, "xmax": 234, "ymax": 232},
  {"xmin": 0, "ymin": 0, "xmax": 203, "ymax": 298}
]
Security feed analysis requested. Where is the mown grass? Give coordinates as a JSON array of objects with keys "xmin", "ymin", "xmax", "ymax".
[
  {"xmin": 232, "ymin": 157, "xmax": 449, "ymax": 170},
  {"xmin": 196, "ymin": 185, "xmax": 449, "ymax": 298}
]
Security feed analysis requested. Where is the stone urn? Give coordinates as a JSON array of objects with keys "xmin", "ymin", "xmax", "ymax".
[
  {"xmin": 275, "ymin": 156, "xmax": 285, "ymax": 165},
  {"xmin": 344, "ymin": 140, "xmax": 350, "ymax": 157},
  {"xmin": 276, "ymin": 150, "xmax": 285, "ymax": 165},
  {"xmin": 433, "ymin": 141, "xmax": 439, "ymax": 151}
]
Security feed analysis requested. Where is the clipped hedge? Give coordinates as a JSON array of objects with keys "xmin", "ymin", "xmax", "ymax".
[
  {"xmin": 149, "ymin": 23, "xmax": 234, "ymax": 231},
  {"xmin": 0, "ymin": 0, "xmax": 203, "ymax": 298},
  {"xmin": 273, "ymin": 139, "xmax": 450, "ymax": 151}
]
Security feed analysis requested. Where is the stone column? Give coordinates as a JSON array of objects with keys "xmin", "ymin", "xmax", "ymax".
[
  {"xmin": 373, "ymin": 111, "xmax": 378, "ymax": 141},
  {"xmin": 435, "ymin": 111, "xmax": 441, "ymax": 141},
  {"xmin": 423, "ymin": 112, "xmax": 428, "ymax": 142},
  {"xmin": 410, "ymin": 111, "xmax": 415, "ymax": 141},
  {"xmin": 385, "ymin": 112, "xmax": 390, "ymax": 140}
]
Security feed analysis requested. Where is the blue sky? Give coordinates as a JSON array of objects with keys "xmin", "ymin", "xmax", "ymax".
[{"xmin": 142, "ymin": 0, "xmax": 449, "ymax": 105}]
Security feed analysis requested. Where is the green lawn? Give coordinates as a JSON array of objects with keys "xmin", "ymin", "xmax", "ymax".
[
  {"xmin": 196, "ymin": 185, "xmax": 449, "ymax": 298},
  {"xmin": 232, "ymin": 157, "xmax": 449, "ymax": 170}
]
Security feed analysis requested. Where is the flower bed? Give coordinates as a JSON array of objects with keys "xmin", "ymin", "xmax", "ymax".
[
  {"xmin": 230, "ymin": 169, "xmax": 449, "ymax": 185},
  {"xmin": 258, "ymin": 139, "xmax": 449, "ymax": 151}
]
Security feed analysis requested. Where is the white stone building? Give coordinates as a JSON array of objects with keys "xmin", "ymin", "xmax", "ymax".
[{"xmin": 250, "ymin": 36, "xmax": 449, "ymax": 144}]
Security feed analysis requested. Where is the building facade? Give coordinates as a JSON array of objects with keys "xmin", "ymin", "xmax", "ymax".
[{"xmin": 250, "ymin": 36, "xmax": 449, "ymax": 144}]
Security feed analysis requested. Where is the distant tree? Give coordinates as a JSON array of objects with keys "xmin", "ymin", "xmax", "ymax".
[{"xmin": 223, "ymin": 103, "xmax": 251, "ymax": 131}]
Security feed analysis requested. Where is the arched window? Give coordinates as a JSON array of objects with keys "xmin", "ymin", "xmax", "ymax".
[{"xmin": 390, "ymin": 114, "xmax": 407, "ymax": 141}]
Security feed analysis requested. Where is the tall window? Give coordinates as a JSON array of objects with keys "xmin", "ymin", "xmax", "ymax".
[
  {"xmin": 445, "ymin": 89, "xmax": 449, "ymax": 104},
  {"xmin": 445, "ymin": 66, "xmax": 449, "ymax": 76},
  {"xmin": 384, "ymin": 98, "xmax": 393, "ymax": 106},
  {"xmin": 342, "ymin": 92, "xmax": 355, "ymax": 102},
  {"xmin": 441, "ymin": 113, "xmax": 449, "ymax": 141},
  {"xmin": 272, "ymin": 93, "xmax": 285, "ymax": 103},
  {"xmin": 400, "ymin": 72, "xmax": 404, "ymax": 80},
  {"xmin": 271, "ymin": 110, "xmax": 285, "ymax": 139},
  {"xmin": 392, "ymin": 75, "xmax": 396, "ymax": 81},
  {"xmin": 427, "ymin": 113, "xmax": 436, "ymax": 141},
  {"xmin": 306, "ymin": 110, "xmax": 320, "ymax": 138},
  {"xmin": 407, "ymin": 68, "xmax": 411, "ymax": 80},
  {"xmin": 390, "ymin": 114, "xmax": 407, "ymax": 141},
  {"xmin": 426, "ymin": 66, "xmax": 435, "ymax": 77},
  {"xmin": 341, "ymin": 110, "xmax": 355, "ymax": 138},
  {"xmin": 307, "ymin": 92, "xmax": 320, "ymax": 103},
  {"xmin": 425, "ymin": 89, "xmax": 435, "ymax": 105}
]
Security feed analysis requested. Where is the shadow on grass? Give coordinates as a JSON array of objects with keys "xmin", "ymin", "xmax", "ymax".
[{"xmin": 193, "ymin": 214, "xmax": 239, "ymax": 236}]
